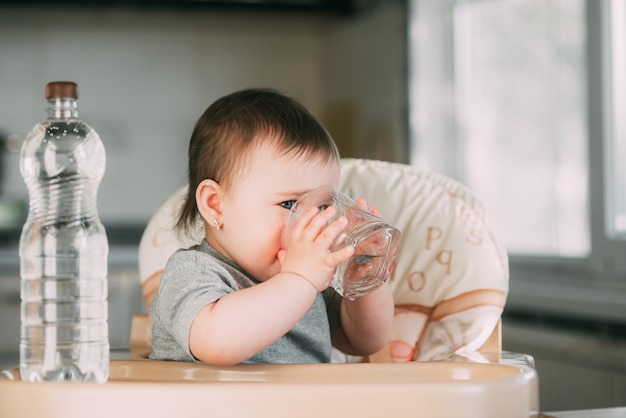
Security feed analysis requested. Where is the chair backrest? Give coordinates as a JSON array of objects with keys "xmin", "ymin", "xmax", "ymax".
[{"xmin": 137, "ymin": 158, "xmax": 508, "ymax": 362}]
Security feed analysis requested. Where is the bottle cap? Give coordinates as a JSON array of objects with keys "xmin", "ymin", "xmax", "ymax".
[{"xmin": 45, "ymin": 81, "xmax": 78, "ymax": 99}]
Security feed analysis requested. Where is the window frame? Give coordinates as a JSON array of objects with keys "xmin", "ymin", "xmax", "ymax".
[{"xmin": 587, "ymin": 0, "xmax": 626, "ymax": 277}]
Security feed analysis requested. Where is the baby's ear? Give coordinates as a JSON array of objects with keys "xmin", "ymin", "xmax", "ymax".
[{"xmin": 195, "ymin": 179, "xmax": 222, "ymax": 221}]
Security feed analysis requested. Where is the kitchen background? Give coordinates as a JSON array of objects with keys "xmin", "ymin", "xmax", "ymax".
[{"xmin": 0, "ymin": 0, "xmax": 625, "ymax": 412}]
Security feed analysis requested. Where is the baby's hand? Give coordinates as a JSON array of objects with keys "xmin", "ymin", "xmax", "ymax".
[
  {"xmin": 356, "ymin": 197, "xmax": 381, "ymax": 217},
  {"xmin": 278, "ymin": 206, "xmax": 355, "ymax": 291}
]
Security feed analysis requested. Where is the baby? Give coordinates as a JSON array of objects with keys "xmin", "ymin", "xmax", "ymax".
[{"xmin": 150, "ymin": 88, "xmax": 394, "ymax": 365}]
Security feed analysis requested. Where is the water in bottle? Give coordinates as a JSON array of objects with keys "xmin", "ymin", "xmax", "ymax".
[{"xmin": 19, "ymin": 81, "xmax": 109, "ymax": 383}]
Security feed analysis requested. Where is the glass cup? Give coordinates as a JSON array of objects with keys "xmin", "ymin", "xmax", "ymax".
[{"xmin": 282, "ymin": 186, "xmax": 401, "ymax": 300}]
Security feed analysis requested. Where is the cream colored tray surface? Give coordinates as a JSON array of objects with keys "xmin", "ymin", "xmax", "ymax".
[{"xmin": 0, "ymin": 360, "xmax": 538, "ymax": 418}]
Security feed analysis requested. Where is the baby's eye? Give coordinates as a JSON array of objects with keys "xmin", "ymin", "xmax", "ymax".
[{"xmin": 280, "ymin": 200, "xmax": 296, "ymax": 210}]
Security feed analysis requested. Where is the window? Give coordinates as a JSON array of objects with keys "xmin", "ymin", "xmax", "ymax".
[
  {"xmin": 409, "ymin": 0, "xmax": 626, "ymax": 320},
  {"xmin": 409, "ymin": 0, "xmax": 588, "ymax": 257},
  {"xmin": 607, "ymin": 0, "xmax": 626, "ymax": 239}
]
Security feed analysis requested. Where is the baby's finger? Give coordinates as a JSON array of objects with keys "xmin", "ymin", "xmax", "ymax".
[
  {"xmin": 301, "ymin": 206, "xmax": 337, "ymax": 240},
  {"xmin": 290, "ymin": 206, "xmax": 320, "ymax": 239},
  {"xmin": 356, "ymin": 197, "xmax": 381, "ymax": 217},
  {"xmin": 324, "ymin": 245, "xmax": 355, "ymax": 268},
  {"xmin": 276, "ymin": 249, "xmax": 286, "ymax": 265},
  {"xmin": 315, "ymin": 214, "xmax": 348, "ymax": 247}
]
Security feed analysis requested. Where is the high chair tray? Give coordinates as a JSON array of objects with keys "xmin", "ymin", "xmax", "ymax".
[{"xmin": 0, "ymin": 359, "xmax": 538, "ymax": 418}]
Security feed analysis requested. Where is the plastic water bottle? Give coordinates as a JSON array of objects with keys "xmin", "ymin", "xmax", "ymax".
[{"xmin": 19, "ymin": 81, "xmax": 109, "ymax": 383}]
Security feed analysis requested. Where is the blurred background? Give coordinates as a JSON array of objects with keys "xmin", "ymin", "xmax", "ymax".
[{"xmin": 0, "ymin": 0, "xmax": 625, "ymax": 411}]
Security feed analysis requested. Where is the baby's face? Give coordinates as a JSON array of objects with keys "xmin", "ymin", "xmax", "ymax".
[{"xmin": 213, "ymin": 144, "xmax": 340, "ymax": 282}]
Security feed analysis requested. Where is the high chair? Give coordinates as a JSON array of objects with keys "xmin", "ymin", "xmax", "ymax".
[
  {"xmin": 1, "ymin": 159, "xmax": 537, "ymax": 418},
  {"xmin": 135, "ymin": 158, "xmax": 508, "ymax": 362}
]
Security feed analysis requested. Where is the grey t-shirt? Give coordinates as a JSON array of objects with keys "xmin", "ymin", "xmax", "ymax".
[{"xmin": 150, "ymin": 240, "xmax": 343, "ymax": 364}]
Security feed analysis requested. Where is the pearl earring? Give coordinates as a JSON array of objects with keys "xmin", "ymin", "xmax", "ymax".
[{"xmin": 213, "ymin": 218, "xmax": 223, "ymax": 231}]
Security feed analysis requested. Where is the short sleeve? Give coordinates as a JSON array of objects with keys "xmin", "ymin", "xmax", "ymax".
[{"xmin": 150, "ymin": 248, "xmax": 243, "ymax": 360}]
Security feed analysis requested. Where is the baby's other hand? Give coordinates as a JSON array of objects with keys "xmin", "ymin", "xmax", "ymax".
[
  {"xmin": 279, "ymin": 206, "xmax": 354, "ymax": 291},
  {"xmin": 356, "ymin": 197, "xmax": 381, "ymax": 217}
]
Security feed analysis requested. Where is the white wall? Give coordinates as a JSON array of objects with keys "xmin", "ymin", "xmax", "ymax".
[
  {"xmin": 0, "ymin": 4, "xmax": 407, "ymax": 226},
  {"xmin": 322, "ymin": 2, "xmax": 408, "ymax": 162},
  {"xmin": 0, "ymin": 8, "xmax": 329, "ymax": 225}
]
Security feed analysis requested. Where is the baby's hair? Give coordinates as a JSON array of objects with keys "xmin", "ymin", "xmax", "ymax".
[{"xmin": 176, "ymin": 88, "xmax": 340, "ymax": 237}]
